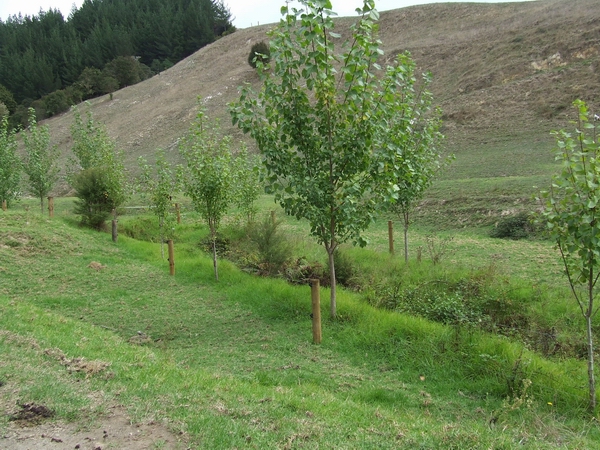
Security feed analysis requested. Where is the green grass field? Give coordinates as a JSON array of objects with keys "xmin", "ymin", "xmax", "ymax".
[{"xmin": 1, "ymin": 186, "xmax": 599, "ymax": 448}]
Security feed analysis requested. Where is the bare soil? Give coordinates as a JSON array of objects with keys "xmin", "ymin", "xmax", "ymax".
[{"xmin": 2, "ymin": 403, "xmax": 187, "ymax": 449}]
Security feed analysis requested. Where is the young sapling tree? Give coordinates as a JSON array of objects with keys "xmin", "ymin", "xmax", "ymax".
[
  {"xmin": 386, "ymin": 76, "xmax": 448, "ymax": 262},
  {"xmin": 538, "ymin": 100, "xmax": 600, "ymax": 413},
  {"xmin": 138, "ymin": 150, "xmax": 180, "ymax": 258},
  {"xmin": 233, "ymin": 144, "xmax": 262, "ymax": 224},
  {"xmin": 180, "ymin": 108, "xmax": 235, "ymax": 281},
  {"xmin": 22, "ymin": 108, "xmax": 59, "ymax": 213},
  {"xmin": 230, "ymin": 0, "xmax": 442, "ymax": 317},
  {"xmin": 0, "ymin": 114, "xmax": 21, "ymax": 208}
]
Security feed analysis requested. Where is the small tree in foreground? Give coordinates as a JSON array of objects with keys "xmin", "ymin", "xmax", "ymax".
[
  {"xmin": 538, "ymin": 100, "xmax": 600, "ymax": 413},
  {"xmin": 0, "ymin": 115, "xmax": 21, "ymax": 208},
  {"xmin": 22, "ymin": 108, "xmax": 59, "ymax": 213},
  {"xmin": 230, "ymin": 0, "xmax": 441, "ymax": 317},
  {"xmin": 179, "ymin": 108, "xmax": 235, "ymax": 281},
  {"xmin": 138, "ymin": 150, "xmax": 180, "ymax": 258}
]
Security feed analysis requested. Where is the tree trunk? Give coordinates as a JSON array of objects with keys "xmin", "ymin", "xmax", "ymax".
[
  {"xmin": 586, "ymin": 312, "xmax": 596, "ymax": 412},
  {"xmin": 160, "ymin": 218, "xmax": 164, "ymax": 260},
  {"xmin": 388, "ymin": 220, "xmax": 394, "ymax": 255},
  {"xmin": 403, "ymin": 210, "xmax": 410, "ymax": 263},
  {"xmin": 328, "ymin": 248, "xmax": 336, "ymax": 319},
  {"xmin": 211, "ymin": 225, "xmax": 219, "ymax": 281},
  {"xmin": 403, "ymin": 223, "xmax": 409, "ymax": 263},
  {"xmin": 586, "ymin": 275, "xmax": 596, "ymax": 412}
]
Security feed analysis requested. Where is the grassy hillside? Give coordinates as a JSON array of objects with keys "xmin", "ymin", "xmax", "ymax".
[
  {"xmin": 34, "ymin": 0, "xmax": 600, "ymax": 227},
  {"xmin": 1, "ymin": 199, "xmax": 599, "ymax": 448}
]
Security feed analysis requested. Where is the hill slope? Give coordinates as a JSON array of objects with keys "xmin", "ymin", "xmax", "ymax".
[{"xmin": 42, "ymin": 0, "xmax": 600, "ymax": 184}]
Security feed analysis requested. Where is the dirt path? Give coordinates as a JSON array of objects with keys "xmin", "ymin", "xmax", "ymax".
[{"xmin": 1, "ymin": 404, "xmax": 189, "ymax": 450}]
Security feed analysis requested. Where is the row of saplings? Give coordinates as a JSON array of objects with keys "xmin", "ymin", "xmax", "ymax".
[{"xmin": 120, "ymin": 204, "xmax": 592, "ymax": 367}]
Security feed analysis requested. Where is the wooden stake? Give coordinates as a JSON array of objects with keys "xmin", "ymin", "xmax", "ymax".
[
  {"xmin": 311, "ymin": 279, "xmax": 322, "ymax": 344},
  {"xmin": 47, "ymin": 196, "xmax": 54, "ymax": 218},
  {"xmin": 388, "ymin": 220, "xmax": 394, "ymax": 255},
  {"xmin": 168, "ymin": 239, "xmax": 175, "ymax": 275},
  {"xmin": 175, "ymin": 203, "xmax": 181, "ymax": 224},
  {"xmin": 111, "ymin": 209, "xmax": 118, "ymax": 243},
  {"xmin": 1, "ymin": 200, "xmax": 6, "ymax": 211},
  {"xmin": 271, "ymin": 210, "xmax": 276, "ymax": 224},
  {"xmin": 111, "ymin": 219, "xmax": 118, "ymax": 242}
]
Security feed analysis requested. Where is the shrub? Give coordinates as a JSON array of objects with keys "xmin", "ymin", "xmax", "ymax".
[
  {"xmin": 399, "ymin": 288, "xmax": 480, "ymax": 325},
  {"xmin": 119, "ymin": 216, "xmax": 160, "ymax": 242},
  {"xmin": 248, "ymin": 41, "xmax": 270, "ymax": 68},
  {"xmin": 0, "ymin": 84, "xmax": 16, "ymax": 114},
  {"xmin": 425, "ymin": 233, "xmax": 454, "ymax": 264},
  {"xmin": 284, "ymin": 257, "xmax": 326, "ymax": 285},
  {"xmin": 490, "ymin": 212, "xmax": 536, "ymax": 239},
  {"xmin": 42, "ymin": 90, "xmax": 71, "ymax": 117},
  {"xmin": 246, "ymin": 214, "xmax": 293, "ymax": 275},
  {"xmin": 72, "ymin": 167, "xmax": 117, "ymax": 230}
]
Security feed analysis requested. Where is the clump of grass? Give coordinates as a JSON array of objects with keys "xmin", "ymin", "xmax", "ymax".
[
  {"xmin": 225, "ymin": 214, "xmax": 295, "ymax": 277},
  {"xmin": 119, "ymin": 216, "xmax": 161, "ymax": 242}
]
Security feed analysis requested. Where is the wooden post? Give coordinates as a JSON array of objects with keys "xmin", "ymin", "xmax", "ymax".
[
  {"xmin": 168, "ymin": 239, "xmax": 175, "ymax": 275},
  {"xmin": 1, "ymin": 200, "xmax": 6, "ymax": 211},
  {"xmin": 47, "ymin": 196, "xmax": 54, "ymax": 218},
  {"xmin": 311, "ymin": 279, "xmax": 322, "ymax": 344},
  {"xmin": 111, "ymin": 209, "xmax": 118, "ymax": 243},
  {"xmin": 175, "ymin": 203, "xmax": 181, "ymax": 224},
  {"xmin": 388, "ymin": 220, "xmax": 394, "ymax": 255},
  {"xmin": 270, "ymin": 210, "xmax": 276, "ymax": 224}
]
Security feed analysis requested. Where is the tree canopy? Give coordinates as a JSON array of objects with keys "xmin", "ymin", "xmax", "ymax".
[
  {"xmin": 0, "ymin": 0, "xmax": 234, "ymax": 124},
  {"xmin": 231, "ymin": 0, "xmax": 442, "ymax": 317}
]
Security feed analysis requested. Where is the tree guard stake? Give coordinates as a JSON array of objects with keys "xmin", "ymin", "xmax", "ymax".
[
  {"xmin": 48, "ymin": 196, "xmax": 54, "ymax": 218},
  {"xmin": 168, "ymin": 239, "xmax": 175, "ymax": 275}
]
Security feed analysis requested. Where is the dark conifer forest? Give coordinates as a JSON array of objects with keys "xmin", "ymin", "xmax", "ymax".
[{"xmin": 0, "ymin": 0, "xmax": 234, "ymax": 127}]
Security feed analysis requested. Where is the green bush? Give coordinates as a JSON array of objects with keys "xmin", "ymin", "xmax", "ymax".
[
  {"xmin": 72, "ymin": 167, "xmax": 117, "ymax": 230},
  {"xmin": 119, "ymin": 216, "xmax": 160, "ymax": 242},
  {"xmin": 0, "ymin": 84, "xmax": 16, "ymax": 114},
  {"xmin": 248, "ymin": 41, "xmax": 270, "ymax": 68},
  {"xmin": 245, "ymin": 214, "xmax": 293, "ymax": 275},
  {"xmin": 399, "ymin": 288, "xmax": 480, "ymax": 325},
  {"xmin": 42, "ymin": 90, "xmax": 71, "ymax": 117},
  {"xmin": 490, "ymin": 212, "xmax": 536, "ymax": 239}
]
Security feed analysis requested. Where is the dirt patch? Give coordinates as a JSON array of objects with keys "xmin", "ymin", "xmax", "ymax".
[
  {"xmin": 2, "ymin": 404, "xmax": 189, "ymax": 449},
  {"xmin": 44, "ymin": 348, "xmax": 113, "ymax": 379},
  {"xmin": 9, "ymin": 403, "xmax": 54, "ymax": 426}
]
